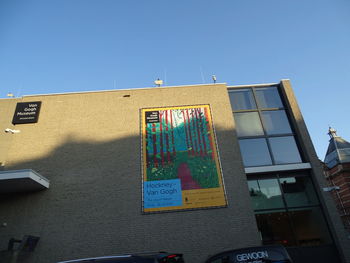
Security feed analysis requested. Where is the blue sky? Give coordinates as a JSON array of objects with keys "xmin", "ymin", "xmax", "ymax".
[{"xmin": 1, "ymin": 0, "xmax": 349, "ymax": 158}]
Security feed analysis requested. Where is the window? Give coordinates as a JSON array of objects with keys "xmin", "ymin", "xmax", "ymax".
[
  {"xmin": 248, "ymin": 173, "xmax": 332, "ymax": 247},
  {"xmin": 280, "ymin": 176, "xmax": 318, "ymax": 207},
  {"xmin": 268, "ymin": 136, "xmax": 302, "ymax": 164},
  {"xmin": 255, "ymin": 87, "xmax": 283, "ymax": 108},
  {"xmin": 239, "ymin": 139, "xmax": 272, "ymax": 167},
  {"xmin": 256, "ymin": 210, "xmax": 297, "ymax": 246},
  {"xmin": 261, "ymin": 110, "xmax": 291, "ymax": 135},
  {"xmin": 229, "ymin": 89, "xmax": 256, "ymax": 110},
  {"xmin": 289, "ymin": 207, "xmax": 332, "ymax": 246},
  {"xmin": 248, "ymin": 178, "xmax": 283, "ymax": 210},
  {"xmin": 235, "ymin": 112, "xmax": 264, "ymax": 137},
  {"xmin": 229, "ymin": 86, "xmax": 302, "ymax": 167}
]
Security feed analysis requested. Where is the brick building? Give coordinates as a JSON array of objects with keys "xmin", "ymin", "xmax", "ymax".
[
  {"xmin": 0, "ymin": 80, "xmax": 349, "ymax": 263},
  {"xmin": 324, "ymin": 128, "xmax": 350, "ymax": 234}
]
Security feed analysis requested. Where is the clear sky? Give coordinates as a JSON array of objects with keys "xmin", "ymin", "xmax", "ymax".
[{"xmin": 1, "ymin": 0, "xmax": 349, "ymax": 159}]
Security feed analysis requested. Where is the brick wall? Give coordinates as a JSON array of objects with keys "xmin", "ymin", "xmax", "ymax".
[{"xmin": 0, "ymin": 84, "xmax": 260, "ymax": 263}]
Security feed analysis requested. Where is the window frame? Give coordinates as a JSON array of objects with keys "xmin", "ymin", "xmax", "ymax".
[
  {"xmin": 228, "ymin": 85, "xmax": 303, "ymax": 167},
  {"xmin": 248, "ymin": 172, "xmax": 320, "ymax": 211},
  {"xmin": 247, "ymin": 172, "xmax": 333, "ymax": 247}
]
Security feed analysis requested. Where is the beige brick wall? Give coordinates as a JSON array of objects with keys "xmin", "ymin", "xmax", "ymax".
[{"xmin": 0, "ymin": 84, "xmax": 260, "ymax": 263}]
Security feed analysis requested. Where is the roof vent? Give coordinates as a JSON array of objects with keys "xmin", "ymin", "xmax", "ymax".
[{"xmin": 154, "ymin": 78, "xmax": 163, "ymax": 87}]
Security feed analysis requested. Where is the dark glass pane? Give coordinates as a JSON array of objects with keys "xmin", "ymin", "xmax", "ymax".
[
  {"xmin": 248, "ymin": 179, "xmax": 284, "ymax": 210},
  {"xmin": 229, "ymin": 89, "xmax": 256, "ymax": 110},
  {"xmin": 255, "ymin": 211, "xmax": 297, "ymax": 247},
  {"xmin": 234, "ymin": 112, "xmax": 264, "ymax": 137},
  {"xmin": 261, "ymin": 110, "xmax": 292, "ymax": 135},
  {"xmin": 289, "ymin": 207, "xmax": 332, "ymax": 246},
  {"xmin": 255, "ymin": 87, "xmax": 283, "ymax": 108},
  {"xmin": 239, "ymin": 139, "xmax": 272, "ymax": 167},
  {"xmin": 269, "ymin": 136, "xmax": 302, "ymax": 164},
  {"xmin": 279, "ymin": 176, "xmax": 319, "ymax": 207}
]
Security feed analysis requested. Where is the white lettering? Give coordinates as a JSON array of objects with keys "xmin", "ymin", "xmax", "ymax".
[
  {"xmin": 236, "ymin": 251, "xmax": 268, "ymax": 262},
  {"xmin": 24, "ymin": 107, "xmax": 36, "ymax": 112},
  {"xmin": 146, "ymin": 182, "xmax": 176, "ymax": 188},
  {"xmin": 160, "ymin": 189, "xmax": 177, "ymax": 195},
  {"xmin": 17, "ymin": 112, "xmax": 36, "ymax": 116}
]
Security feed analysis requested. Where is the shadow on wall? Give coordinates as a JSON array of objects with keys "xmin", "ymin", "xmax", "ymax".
[
  {"xmin": 0, "ymin": 133, "xmax": 144, "ymax": 263},
  {"xmin": 0, "ymin": 124, "xmax": 250, "ymax": 263}
]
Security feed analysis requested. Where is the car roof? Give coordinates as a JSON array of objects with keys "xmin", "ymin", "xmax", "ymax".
[
  {"xmin": 56, "ymin": 252, "xmax": 180, "ymax": 263},
  {"xmin": 57, "ymin": 255, "xmax": 133, "ymax": 263}
]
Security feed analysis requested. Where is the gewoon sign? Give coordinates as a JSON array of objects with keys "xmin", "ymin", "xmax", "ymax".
[{"xmin": 236, "ymin": 250, "xmax": 268, "ymax": 262}]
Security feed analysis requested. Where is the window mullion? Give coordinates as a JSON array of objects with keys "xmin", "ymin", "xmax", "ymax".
[
  {"xmin": 252, "ymin": 88, "xmax": 276, "ymax": 165},
  {"xmin": 277, "ymin": 173, "xmax": 300, "ymax": 246}
]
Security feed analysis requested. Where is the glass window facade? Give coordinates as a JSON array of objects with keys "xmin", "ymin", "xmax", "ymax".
[
  {"xmin": 229, "ymin": 85, "xmax": 302, "ymax": 167},
  {"xmin": 248, "ymin": 173, "xmax": 332, "ymax": 247},
  {"xmin": 228, "ymin": 85, "xmax": 335, "ymax": 255}
]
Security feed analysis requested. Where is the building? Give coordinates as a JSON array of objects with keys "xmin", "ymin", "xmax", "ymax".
[
  {"xmin": 0, "ymin": 80, "xmax": 349, "ymax": 263},
  {"xmin": 324, "ymin": 128, "xmax": 350, "ymax": 234}
]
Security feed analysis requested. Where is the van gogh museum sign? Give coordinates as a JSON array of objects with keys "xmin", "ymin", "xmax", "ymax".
[
  {"xmin": 141, "ymin": 105, "xmax": 227, "ymax": 213},
  {"xmin": 12, "ymin": 101, "xmax": 42, "ymax": 124}
]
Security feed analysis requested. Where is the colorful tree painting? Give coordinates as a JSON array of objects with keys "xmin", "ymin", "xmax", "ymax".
[{"xmin": 143, "ymin": 105, "xmax": 221, "ymax": 190}]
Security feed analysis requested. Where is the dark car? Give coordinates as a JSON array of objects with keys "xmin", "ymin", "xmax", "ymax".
[
  {"xmin": 205, "ymin": 245, "xmax": 293, "ymax": 263},
  {"xmin": 56, "ymin": 252, "xmax": 184, "ymax": 263}
]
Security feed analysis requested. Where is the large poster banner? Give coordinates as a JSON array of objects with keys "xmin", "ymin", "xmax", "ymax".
[{"xmin": 141, "ymin": 105, "xmax": 227, "ymax": 213}]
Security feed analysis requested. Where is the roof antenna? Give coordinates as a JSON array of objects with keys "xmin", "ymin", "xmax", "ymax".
[
  {"xmin": 200, "ymin": 66, "xmax": 205, "ymax": 83},
  {"xmin": 212, "ymin": 75, "xmax": 217, "ymax": 84},
  {"xmin": 164, "ymin": 69, "xmax": 167, "ymax": 86}
]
